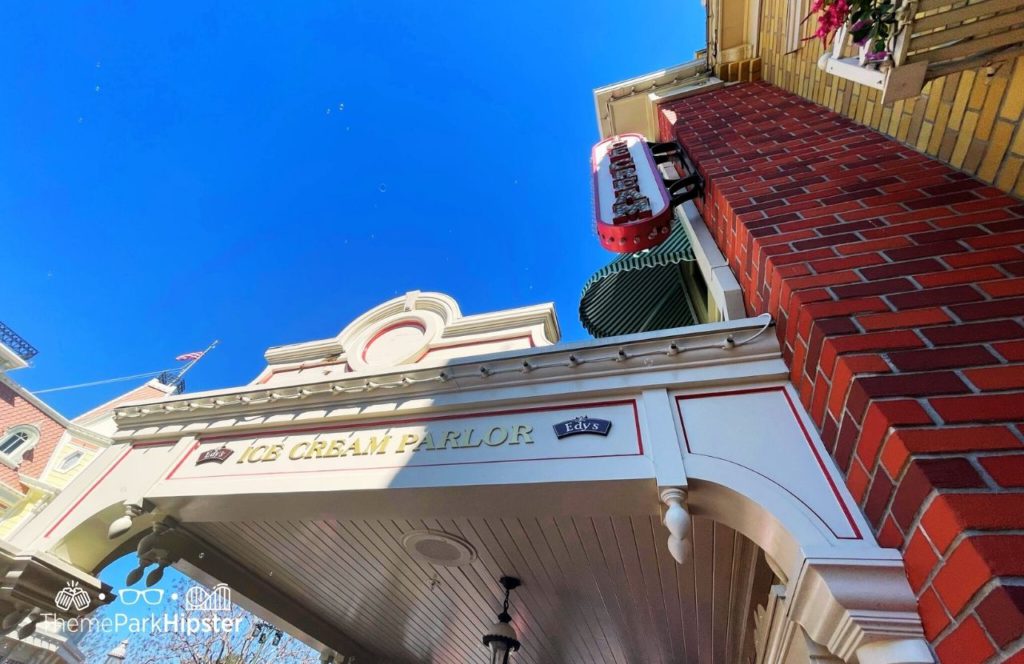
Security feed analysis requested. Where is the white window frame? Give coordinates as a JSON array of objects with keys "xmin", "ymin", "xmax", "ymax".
[
  {"xmin": 785, "ymin": 0, "xmax": 808, "ymax": 53},
  {"xmin": 56, "ymin": 449, "xmax": 85, "ymax": 473},
  {"xmin": 0, "ymin": 425, "xmax": 40, "ymax": 468}
]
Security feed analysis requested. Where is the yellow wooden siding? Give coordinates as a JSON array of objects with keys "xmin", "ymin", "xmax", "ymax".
[
  {"xmin": 0, "ymin": 444, "xmax": 100, "ymax": 538},
  {"xmin": 759, "ymin": 0, "xmax": 1024, "ymax": 197},
  {"xmin": 715, "ymin": 57, "xmax": 763, "ymax": 82},
  {"xmin": 43, "ymin": 445, "xmax": 98, "ymax": 490},
  {"xmin": 0, "ymin": 491, "xmax": 42, "ymax": 539}
]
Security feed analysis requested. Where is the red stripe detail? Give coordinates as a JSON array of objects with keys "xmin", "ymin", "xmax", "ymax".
[
  {"xmin": 779, "ymin": 387, "xmax": 863, "ymax": 539},
  {"xmin": 45, "ymin": 446, "xmax": 134, "ymax": 539},
  {"xmin": 422, "ymin": 334, "xmax": 535, "ymax": 356},
  {"xmin": 165, "ymin": 439, "xmax": 201, "ymax": 479},
  {"xmin": 631, "ymin": 401, "xmax": 643, "ymax": 455},
  {"xmin": 675, "ymin": 386, "xmax": 863, "ymax": 540},
  {"xmin": 360, "ymin": 321, "xmax": 427, "ymax": 363}
]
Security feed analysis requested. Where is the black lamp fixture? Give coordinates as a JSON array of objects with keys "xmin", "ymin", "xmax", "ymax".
[
  {"xmin": 253, "ymin": 621, "xmax": 283, "ymax": 647},
  {"xmin": 482, "ymin": 576, "xmax": 522, "ymax": 664}
]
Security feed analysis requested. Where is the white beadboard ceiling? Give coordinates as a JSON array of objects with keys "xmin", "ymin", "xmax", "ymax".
[{"xmin": 192, "ymin": 515, "xmax": 772, "ymax": 664}]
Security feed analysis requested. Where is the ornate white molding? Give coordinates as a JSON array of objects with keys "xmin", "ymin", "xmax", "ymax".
[
  {"xmin": 16, "ymin": 475, "xmax": 57, "ymax": 497},
  {"xmin": 0, "ymin": 481, "xmax": 26, "ymax": 507},
  {"xmin": 112, "ymin": 315, "xmax": 779, "ymax": 433},
  {"xmin": 787, "ymin": 558, "xmax": 932, "ymax": 663},
  {"xmin": 262, "ymin": 291, "xmax": 559, "ymax": 370},
  {"xmin": 264, "ymin": 338, "xmax": 345, "ymax": 365}
]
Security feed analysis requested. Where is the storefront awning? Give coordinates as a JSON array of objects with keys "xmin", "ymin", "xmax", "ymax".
[{"xmin": 579, "ymin": 222, "xmax": 698, "ymax": 338}]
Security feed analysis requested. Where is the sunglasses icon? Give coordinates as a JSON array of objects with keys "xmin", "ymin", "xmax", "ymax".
[{"xmin": 119, "ymin": 588, "xmax": 165, "ymax": 606}]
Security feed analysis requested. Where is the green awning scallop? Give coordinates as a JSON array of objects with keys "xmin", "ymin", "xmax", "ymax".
[{"xmin": 579, "ymin": 223, "xmax": 699, "ymax": 338}]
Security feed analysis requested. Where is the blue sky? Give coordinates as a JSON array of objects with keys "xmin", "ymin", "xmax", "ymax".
[{"xmin": 2, "ymin": 1, "xmax": 705, "ymax": 417}]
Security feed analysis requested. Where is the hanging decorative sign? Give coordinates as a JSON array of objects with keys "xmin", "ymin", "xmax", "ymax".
[{"xmin": 592, "ymin": 134, "xmax": 673, "ymax": 253}]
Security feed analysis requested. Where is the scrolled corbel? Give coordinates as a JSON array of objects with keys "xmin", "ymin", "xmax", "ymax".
[
  {"xmin": 15, "ymin": 608, "xmax": 42, "ymax": 639},
  {"xmin": 660, "ymin": 487, "xmax": 692, "ymax": 565},
  {"xmin": 1, "ymin": 607, "xmax": 29, "ymax": 631},
  {"xmin": 126, "ymin": 517, "xmax": 179, "ymax": 587}
]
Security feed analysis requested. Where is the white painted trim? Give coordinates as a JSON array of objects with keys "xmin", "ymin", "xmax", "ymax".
[
  {"xmin": 72, "ymin": 378, "xmax": 175, "ymax": 426},
  {"xmin": 647, "ymin": 78, "xmax": 726, "ymax": 137},
  {"xmin": 38, "ymin": 431, "xmax": 75, "ymax": 479},
  {"xmin": 55, "ymin": 449, "xmax": 86, "ymax": 474},
  {"xmin": 648, "ymin": 77, "xmax": 725, "ymax": 105},
  {"xmin": 822, "ymin": 55, "xmax": 887, "ymax": 87},
  {"xmin": 0, "ymin": 424, "xmax": 41, "ymax": 469},
  {"xmin": 111, "ymin": 317, "xmax": 779, "ymax": 429},
  {"xmin": 816, "ymin": 53, "xmax": 928, "ymax": 104},
  {"xmin": 676, "ymin": 201, "xmax": 747, "ymax": 320},
  {"xmin": 594, "ymin": 59, "xmax": 711, "ymax": 138},
  {"xmin": 64, "ymin": 424, "xmax": 111, "ymax": 449},
  {"xmin": 39, "ymin": 431, "xmax": 95, "ymax": 478},
  {"xmin": 11, "ymin": 294, "xmax": 930, "ymax": 663},
  {"xmin": 17, "ymin": 474, "xmax": 58, "ymax": 496},
  {"xmin": 0, "ymin": 344, "xmax": 29, "ymax": 372},
  {"xmin": 258, "ymin": 292, "xmax": 559, "ymax": 384},
  {"xmin": 0, "ymin": 480, "xmax": 26, "ymax": 506},
  {"xmin": 784, "ymin": 0, "xmax": 807, "ymax": 53},
  {"xmin": 787, "ymin": 558, "xmax": 932, "ymax": 662},
  {"xmin": 750, "ymin": 0, "xmax": 764, "ymax": 56},
  {"xmin": 0, "ymin": 374, "xmax": 70, "ymax": 428},
  {"xmin": 0, "ymin": 374, "xmax": 113, "ymax": 448}
]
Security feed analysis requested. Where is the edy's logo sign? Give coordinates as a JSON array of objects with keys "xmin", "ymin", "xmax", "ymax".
[
  {"xmin": 553, "ymin": 416, "xmax": 612, "ymax": 439},
  {"xmin": 196, "ymin": 447, "xmax": 233, "ymax": 465}
]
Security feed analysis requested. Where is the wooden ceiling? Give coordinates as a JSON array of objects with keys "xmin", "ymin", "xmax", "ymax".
[{"xmin": 191, "ymin": 514, "xmax": 773, "ymax": 663}]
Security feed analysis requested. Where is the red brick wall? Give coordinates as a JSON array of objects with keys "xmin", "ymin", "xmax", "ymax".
[
  {"xmin": 0, "ymin": 379, "xmax": 67, "ymax": 492},
  {"xmin": 660, "ymin": 82, "xmax": 1024, "ymax": 662}
]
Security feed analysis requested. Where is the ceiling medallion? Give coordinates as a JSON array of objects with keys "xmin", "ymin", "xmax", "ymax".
[{"xmin": 401, "ymin": 530, "xmax": 477, "ymax": 567}]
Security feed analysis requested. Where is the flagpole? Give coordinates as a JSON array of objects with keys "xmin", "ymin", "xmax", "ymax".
[{"xmin": 177, "ymin": 340, "xmax": 220, "ymax": 380}]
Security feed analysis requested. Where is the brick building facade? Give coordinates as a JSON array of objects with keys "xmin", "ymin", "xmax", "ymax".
[
  {"xmin": 657, "ymin": 81, "xmax": 1023, "ymax": 661},
  {"xmin": 0, "ymin": 334, "xmax": 172, "ymax": 540},
  {"xmin": 590, "ymin": 0, "xmax": 1023, "ymax": 656},
  {"xmin": 0, "ymin": 325, "xmax": 176, "ymax": 663}
]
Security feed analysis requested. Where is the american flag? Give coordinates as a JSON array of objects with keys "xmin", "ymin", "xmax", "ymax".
[{"xmin": 175, "ymin": 351, "xmax": 205, "ymax": 362}]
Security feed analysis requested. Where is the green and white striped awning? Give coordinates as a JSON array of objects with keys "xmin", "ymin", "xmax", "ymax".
[{"xmin": 579, "ymin": 222, "xmax": 699, "ymax": 338}]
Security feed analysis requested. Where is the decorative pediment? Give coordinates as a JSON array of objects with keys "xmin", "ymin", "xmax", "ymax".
[{"xmin": 254, "ymin": 292, "xmax": 559, "ymax": 386}]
